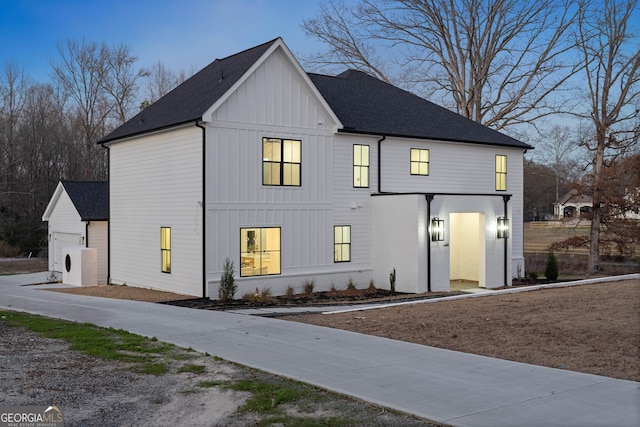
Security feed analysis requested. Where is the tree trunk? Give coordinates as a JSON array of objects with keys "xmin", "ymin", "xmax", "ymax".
[{"xmin": 588, "ymin": 135, "xmax": 605, "ymax": 275}]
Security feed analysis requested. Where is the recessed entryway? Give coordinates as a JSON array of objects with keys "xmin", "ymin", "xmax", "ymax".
[{"xmin": 449, "ymin": 212, "xmax": 486, "ymax": 288}]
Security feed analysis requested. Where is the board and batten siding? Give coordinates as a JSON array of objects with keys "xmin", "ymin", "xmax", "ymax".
[
  {"xmin": 109, "ymin": 125, "xmax": 203, "ymax": 296},
  {"xmin": 204, "ymin": 45, "xmax": 363, "ymax": 296}
]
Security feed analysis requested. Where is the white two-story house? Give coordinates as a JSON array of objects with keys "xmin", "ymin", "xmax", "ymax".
[{"xmin": 99, "ymin": 38, "xmax": 531, "ymax": 298}]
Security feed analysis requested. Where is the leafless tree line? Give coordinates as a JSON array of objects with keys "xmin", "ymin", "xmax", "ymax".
[{"xmin": 0, "ymin": 40, "xmax": 188, "ymax": 254}]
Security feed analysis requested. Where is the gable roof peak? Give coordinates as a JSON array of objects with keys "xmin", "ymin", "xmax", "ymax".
[{"xmin": 99, "ymin": 38, "xmax": 282, "ymax": 144}]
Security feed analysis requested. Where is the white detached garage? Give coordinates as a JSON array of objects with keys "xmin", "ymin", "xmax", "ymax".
[{"xmin": 42, "ymin": 181, "xmax": 108, "ymax": 285}]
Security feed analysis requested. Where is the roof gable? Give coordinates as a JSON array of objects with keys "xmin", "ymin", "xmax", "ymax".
[
  {"xmin": 100, "ymin": 38, "xmax": 280, "ymax": 144},
  {"xmin": 43, "ymin": 181, "xmax": 108, "ymax": 221},
  {"xmin": 308, "ymin": 70, "xmax": 531, "ymax": 149}
]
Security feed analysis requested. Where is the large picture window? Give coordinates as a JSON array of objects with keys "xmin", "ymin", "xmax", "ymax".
[
  {"xmin": 496, "ymin": 155, "xmax": 507, "ymax": 191},
  {"xmin": 160, "ymin": 227, "xmax": 171, "ymax": 273},
  {"xmin": 410, "ymin": 148, "xmax": 429, "ymax": 175},
  {"xmin": 334, "ymin": 226, "xmax": 351, "ymax": 262},
  {"xmin": 353, "ymin": 144, "xmax": 370, "ymax": 187},
  {"xmin": 263, "ymin": 138, "xmax": 301, "ymax": 186},
  {"xmin": 240, "ymin": 227, "xmax": 281, "ymax": 277}
]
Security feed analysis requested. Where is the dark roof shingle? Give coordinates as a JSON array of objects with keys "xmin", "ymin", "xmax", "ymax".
[
  {"xmin": 100, "ymin": 38, "xmax": 530, "ymax": 150},
  {"xmin": 62, "ymin": 181, "xmax": 108, "ymax": 221},
  {"xmin": 308, "ymin": 70, "xmax": 531, "ymax": 149},
  {"xmin": 99, "ymin": 38, "xmax": 279, "ymax": 144}
]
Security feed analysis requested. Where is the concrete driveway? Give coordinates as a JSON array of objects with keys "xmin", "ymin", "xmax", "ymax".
[{"xmin": 1, "ymin": 272, "xmax": 639, "ymax": 427}]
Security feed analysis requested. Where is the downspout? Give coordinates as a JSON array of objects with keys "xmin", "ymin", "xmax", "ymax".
[
  {"xmin": 196, "ymin": 121, "xmax": 207, "ymax": 298},
  {"xmin": 503, "ymin": 194, "xmax": 511, "ymax": 286},
  {"xmin": 425, "ymin": 194, "xmax": 434, "ymax": 292},
  {"xmin": 377, "ymin": 135, "xmax": 386, "ymax": 193}
]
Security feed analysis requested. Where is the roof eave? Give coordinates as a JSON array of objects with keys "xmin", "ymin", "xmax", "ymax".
[
  {"xmin": 99, "ymin": 119, "xmax": 202, "ymax": 146},
  {"xmin": 336, "ymin": 128, "xmax": 533, "ymax": 150}
]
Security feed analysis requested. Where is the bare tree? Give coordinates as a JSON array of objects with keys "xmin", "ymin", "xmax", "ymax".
[
  {"xmin": 51, "ymin": 39, "xmax": 112, "ymax": 179},
  {"xmin": 139, "ymin": 61, "xmax": 191, "ymax": 109},
  {"xmin": 303, "ymin": 0, "xmax": 581, "ymax": 131},
  {"xmin": 574, "ymin": 0, "xmax": 639, "ymax": 274},
  {"xmin": 535, "ymin": 125, "xmax": 581, "ymax": 203},
  {"xmin": 104, "ymin": 43, "xmax": 144, "ymax": 125}
]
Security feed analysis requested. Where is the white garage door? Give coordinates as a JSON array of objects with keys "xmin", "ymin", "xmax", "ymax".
[{"xmin": 52, "ymin": 232, "xmax": 83, "ymax": 272}]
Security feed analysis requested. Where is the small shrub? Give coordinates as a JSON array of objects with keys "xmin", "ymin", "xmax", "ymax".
[
  {"xmin": 303, "ymin": 279, "xmax": 315, "ymax": 296},
  {"xmin": 367, "ymin": 280, "xmax": 376, "ymax": 292},
  {"xmin": 242, "ymin": 287, "xmax": 273, "ymax": 303},
  {"xmin": 284, "ymin": 285, "xmax": 295, "ymax": 299},
  {"xmin": 545, "ymin": 251, "xmax": 559, "ymax": 281},
  {"xmin": 527, "ymin": 271, "xmax": 539, "ymax": 281},
  {"xmin": 346, "ymin": 278, "xmax": 356, "ymax": 291},
  {"xmin": 389, "ymin": 268, "xmax": 396, "ymax": 294},
  {"xmin": 218, "ymin": 258, "xmax": 237, "ymax": 302}
]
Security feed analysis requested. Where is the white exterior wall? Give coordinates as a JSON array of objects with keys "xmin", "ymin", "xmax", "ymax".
[
  {"xmin": 109, "ymin": 126, "xmax": 203, "ymax": 296},
  {"xmin": 205, "ymin": 47, "xmax": 355, "ymax": 298},
  {"xmin": 46, "ymin": 190, "xmax": 85, "ymax": 272},
  {"xmin": 87, "ymin": 221, "xmax": 108, "ymax": 285},
  {"xmin": 371, "ymin": 138, "xmax": 524, "ymax": 292}
]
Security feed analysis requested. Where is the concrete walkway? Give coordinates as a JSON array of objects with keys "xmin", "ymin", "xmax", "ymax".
[{"xmin": 1, "ymin": 273, "xmax": 638, "ymax": 427}]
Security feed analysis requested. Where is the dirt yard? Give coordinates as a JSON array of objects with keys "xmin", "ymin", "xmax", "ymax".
[{"xmin": 289, "ymin": 280, "xmax": 640, "ymax": 382}]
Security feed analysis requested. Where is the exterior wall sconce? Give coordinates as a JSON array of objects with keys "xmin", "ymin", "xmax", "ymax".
[
  {"xmin": 430, "ymin": 217, "xmax": 445, "ymax": 241},
  {"xmin": 497, "ymin": 217, "xmax": 510, "ymax": 239}
]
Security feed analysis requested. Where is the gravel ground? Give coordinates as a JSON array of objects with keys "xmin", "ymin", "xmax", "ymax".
[{"xmin": 0, "ymin": 317, "xmax": 437, "ymax": 426}]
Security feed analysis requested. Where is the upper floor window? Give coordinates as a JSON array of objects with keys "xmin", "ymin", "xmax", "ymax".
[
  {"xmin": 410, "ymin": 148, "xmax": 429, "ymax": 175},
  {"xmin": 240, "ymin": 227, "xmax": 281, "ymax": 277},
  {"xmin": 263, "ymin": 138, "xmax": 301, "ymax": 186},
  {"xmin": 334, "ymin": 225, "xmax": 351, "ymax": 262},
  {"xmin": 496, "ymin": 155, "xmax": 507, "ymax": 191},
  {"xmin": 353, "ymin": 144, "xmax": 370, "ymax": 188},
  {"xmin": 160, "ymin": 227, "xmax": 171, "ymax": 273}
]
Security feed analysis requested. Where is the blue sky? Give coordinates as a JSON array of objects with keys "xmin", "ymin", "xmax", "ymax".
[{"xmin": 0, "ymin": 0, "xmax": 330, "ymax": 82}]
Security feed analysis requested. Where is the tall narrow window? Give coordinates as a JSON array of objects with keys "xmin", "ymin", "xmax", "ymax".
[
  {"xmin": 160, "ymin": 227, "xmax": 171, "ymax": 273},
  {"xmin": 410, "ymin": 148, "xmax": 429, "ymax": 175},
  {"xmin": 334, "ymin": 226, "xmax": 351, "ymax": 262},
  {"xmin": 263, "ymin": 138, "xmax": 301, "ymax": 186},
  {"xmin": 353, "ymin": 144, "xmax": 370, "ymax": 187},
  {"xmin": 240, "ymin": 227, "xmax": 281, "ymax": 277},
  {"xmin": 496, "ymin": 155, "xmax": 507, "ymax": 191}
]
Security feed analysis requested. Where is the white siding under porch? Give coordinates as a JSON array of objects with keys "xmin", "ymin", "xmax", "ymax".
[{"xmin": 108, "ymin": 125, "xmax": 203, "ymax": 296}]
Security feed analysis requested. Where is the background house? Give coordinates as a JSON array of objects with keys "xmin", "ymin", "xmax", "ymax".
[
  {"xmin": 554, "ymin": 189, "xmax": 593, "ymax": 219},
  {"xmin": 99, "ymin": 38, "xmax": 531, "ymax": 298},
  {"xmin": 42, "ymin": 181, "xmax": 108, "ymax": 284}
]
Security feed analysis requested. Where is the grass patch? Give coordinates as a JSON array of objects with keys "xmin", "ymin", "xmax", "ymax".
[
  {"xmin": 1, "ymin": 311, "xmax": 178, "ymax": 374},
  {"xmin": 136, "ymin": 362, "xmax": 168, "ymax": 375},
  {"xmin": 177, "ymin": 364, "xmax": 206, "ymax": 374}
]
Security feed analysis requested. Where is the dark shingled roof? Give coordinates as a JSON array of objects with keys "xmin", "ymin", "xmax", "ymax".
[
  {"xmin": 100, "ymin": 38, "xmax": 530, "ymax": 150},
  {"xmin": 62, "ymin": 181, "xmax": 108, "ymax": 221},
  {"xmin": 99, "ymin": 38, "xmax": 279, "ymax": 144},
  {"xmin": 308, "ymin": 70, "xmax": 531, "ymax": 149}
]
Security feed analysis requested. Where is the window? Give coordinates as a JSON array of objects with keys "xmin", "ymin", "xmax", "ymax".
[
  {"xmin": 160, "ymin": 227, "xmax": 171, "ymax": 273},
  {"xmin": 410, "ymin": 148, "xmax": 429, "ymax": 175},
  {"xmin": 240, "ymin": 227, "xmax": 281, "ymax": 277},
  {"xmin": 353, "ymin": 144, "xmax": 370, "ymax": 187},
  {"xmin": 334, "ymin": 226, "xmax": 351, "ymax": 262},
  {"xmin": 496, "ymin": 155, "xmax": 507, "ymax": 191},
  {"xmin": 263, "ymin": 138, "xmax": 301, "ymax": 186}
]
